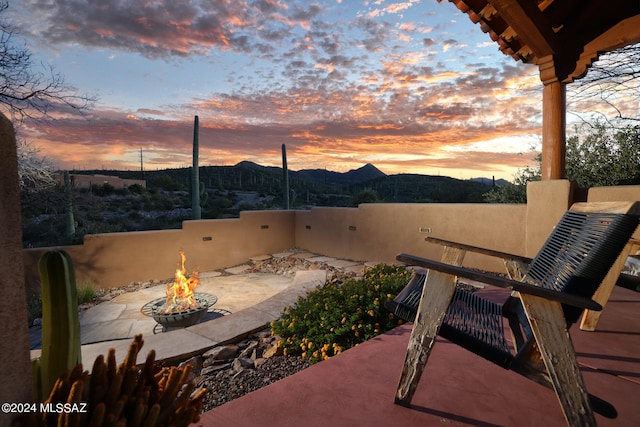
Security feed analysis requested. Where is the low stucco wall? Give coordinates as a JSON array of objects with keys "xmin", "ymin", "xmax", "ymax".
[
  {"xmin": 24, "ymin": 210, "xmax": 296, "ymax": 291},
  {"xmin": 23, "ymin": 181, "xmax": 640, "ymax": 292},
  {"xmin": 295, "ymin": 203, "xmax": 527, "ymax": 272},
  {"xmin": 588, "ymin": 185, "xmax": 640, "ymax": 204},
  {"xmin": 24, "ymin": 203, "xmax": 528, "ymax": 291},
  {"xmin": 588, "ymin": 184, "xmax": 640, "ymax": 240}
]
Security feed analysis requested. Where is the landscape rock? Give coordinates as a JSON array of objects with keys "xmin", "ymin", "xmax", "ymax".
[
  {"xmin": 233, "ymin": 357, "xmax": 255, "ymax": 372},
  {"xmin": 204, "ymin": 344, "xmax": 239, "ymax": 360},
  {"xmin": 263, "ymin": 344, "xmax": 283, "ymax": 358}
]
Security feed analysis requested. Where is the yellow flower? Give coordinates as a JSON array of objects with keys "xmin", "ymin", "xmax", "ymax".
[
  {"xmin": 301, "ymin": 352, "xmax": 307, "ymax": 358},
  {"xmin": 341, "ymin": 317, "xmax": 347, "ymax": 324},
  {"xmin": 368, "ymin": 309, "xmax": 375, "ymax": 316},
  {"xmin": 308, "ymin": 341, "xmax": 314, "ymax": 349}
]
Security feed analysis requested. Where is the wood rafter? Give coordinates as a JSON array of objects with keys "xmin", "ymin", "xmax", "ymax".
[{"xmin": 441, "ymin": 0, "xmax": 640, "ymax": 84}]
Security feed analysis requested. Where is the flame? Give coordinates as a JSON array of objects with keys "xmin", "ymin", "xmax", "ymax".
[{"xmin": 164, "ymin": 250, "xmax": 200, "ymax": 312}]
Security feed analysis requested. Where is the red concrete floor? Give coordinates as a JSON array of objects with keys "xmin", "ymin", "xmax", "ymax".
[{"xmin": 200, "ymin": 286, "xmax": 640, "ymax": 427}]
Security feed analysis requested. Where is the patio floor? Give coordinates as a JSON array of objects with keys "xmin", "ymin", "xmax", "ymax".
[{"xmin": 200, "ymin": 285, "xmax": 640, "ymax": 427}]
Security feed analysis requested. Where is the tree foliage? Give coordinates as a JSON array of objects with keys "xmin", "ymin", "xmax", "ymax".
[
  {"xmin": 484, "ymin": 122, "xmax": 640, "ymax": 203},
  {"xmin": 16, "ymin": 138, "xmax": 57, "ymax": 192},
  {"xmin": 566, "ymin": 122, "xmax": 640, "ymax": 187},
  {"xmin": 483, "ymin": 163, "xmax": 540, "ymax": 204}
]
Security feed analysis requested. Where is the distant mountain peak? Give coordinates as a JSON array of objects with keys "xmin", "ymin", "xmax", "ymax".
[{"xmin": 344, "ymin": 163, "xmax": 386, "ymax": 181}]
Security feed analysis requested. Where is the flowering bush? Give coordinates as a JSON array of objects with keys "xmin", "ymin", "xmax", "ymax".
[{"xmin": 271, "ymin": 264, "xmax": 410, "ymax": 364}]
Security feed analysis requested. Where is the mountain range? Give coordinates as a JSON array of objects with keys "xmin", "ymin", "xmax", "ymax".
[{"xmin": 234, "ymin": 161, "xmax": 509, "ymax": 187}]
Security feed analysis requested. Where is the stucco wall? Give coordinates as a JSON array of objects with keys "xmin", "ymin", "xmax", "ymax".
[
  {"xmin": 588, "ymin": 185, "xmax": 640, "ymax": 203},
  {"xmin": 24, "ymin": 210, "xmax": 296, "ymax": 291},
  {"xmin": 588, "ymin": 184, "xmax": 640, "ymax": 240},
  {"xmin": 524, "ymin": 180, "xmax": 577, "ymax": 257},
  {"xmin": 23, "ymin": 180, "xmax": 639, "ymax": 292},
  {"xmin": 24, "ymin": 203, "xmax": 528, "ymax": 291},
  {"xmin": 295, "ymin": 203, "xmax": 528, "ymax": 272}
]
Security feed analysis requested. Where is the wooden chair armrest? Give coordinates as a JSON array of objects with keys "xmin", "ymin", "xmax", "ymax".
[
  {"xmin": 396, "ymin": 253, "xmax": 602, "ymax": 311},
  {"xmin": 425, "ymin": 237, "xmax": 533, "ymax": 264}
]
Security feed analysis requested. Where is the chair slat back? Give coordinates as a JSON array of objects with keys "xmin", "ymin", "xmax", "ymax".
[{"xmin": 526, "ymin": 211, "xmax": 638, "ymax": 323}]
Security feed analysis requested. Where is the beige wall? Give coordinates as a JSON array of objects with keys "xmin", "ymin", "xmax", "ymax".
[
  {"xmin": 524, "ymin": 180, "xmax": 577, "ymax": 257},
  {"xmin": 24, "ymin": 210, "xmax": 295, "ymax": 291},
  {"xmin": 588, "ymin": 184, "xmax": 640, "ymax": 240},
  {"xmin": 295, "ymin": 203, "xmax": 527, "ymax": 272},
  {"xmin": 588, "ymin": 185, "xmax": 640, "ymax": 203},
  {"xmin": 23, "ymin": 180, "xmax": 640, "ymax": 292}
]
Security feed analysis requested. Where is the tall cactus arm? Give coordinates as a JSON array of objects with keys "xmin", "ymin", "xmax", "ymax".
[{"xmin": 38, "ymin": 250, "xmax": 81, "ymax": 401}]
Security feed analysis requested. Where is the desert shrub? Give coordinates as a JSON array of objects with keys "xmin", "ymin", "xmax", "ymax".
[
  {"xmin": 271, "ymin": 264, "xmax": 410, "ymax": 364},
  {"xmin": 127, "ymin": 183, "xmax": 145, "ymax": 194}
]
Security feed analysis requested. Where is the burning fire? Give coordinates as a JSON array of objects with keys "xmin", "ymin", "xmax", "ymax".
[{"xmin": 161, "ymin": 250, "xmax": 201, "ymax": 314}]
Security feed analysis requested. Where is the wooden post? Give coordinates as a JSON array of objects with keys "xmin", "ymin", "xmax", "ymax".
[
  {"xmin": 394, "ymin": 247, "xmax": 465, "ymax": 406},
  {"xmin": 541, "ymin": 81, "xmax": 566, "ymax": 180},
  {"xmin": 519, "ymin": 294, "xmax": 596, "ymax": 426},
  {"xmin": 0, "ymin": 113, "xmax": 34, "ymax": 424}
]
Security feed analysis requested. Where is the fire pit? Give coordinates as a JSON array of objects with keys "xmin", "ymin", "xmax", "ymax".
[
  {"xmin": 140, "ymin": 250, "xmax": 217, "ymax": 328},
  {"xmin": 141, "ymin": 292, "xmax": 218, "ymax": 328}
]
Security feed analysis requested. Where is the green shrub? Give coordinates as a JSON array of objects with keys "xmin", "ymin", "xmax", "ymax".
[{"xmin": 271, "ymin": 264, "xmax": 410, "ymax": 364}]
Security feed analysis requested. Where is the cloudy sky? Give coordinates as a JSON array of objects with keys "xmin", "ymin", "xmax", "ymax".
[{"xmin": 9, "ymin": 0, "xmax": 550, "ymax": 180}]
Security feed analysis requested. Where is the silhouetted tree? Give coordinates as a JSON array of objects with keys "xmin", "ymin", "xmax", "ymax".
[{"xmin": 0, "ymin": 0, "xmax": 94, "ymax": 120}]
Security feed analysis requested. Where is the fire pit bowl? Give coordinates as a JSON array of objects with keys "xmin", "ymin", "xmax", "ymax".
[{"xmin": 141, "ymin": 292, "xmax": 218, "ymax": 328}]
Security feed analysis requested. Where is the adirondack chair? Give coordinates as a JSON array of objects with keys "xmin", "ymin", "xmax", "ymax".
[{"xmin": 385, "ymin": 202, "xmax": 640, "ymax": 427}]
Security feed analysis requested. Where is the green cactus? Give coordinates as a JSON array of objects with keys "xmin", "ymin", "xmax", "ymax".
[
  {"xmin": 199, "ymin": 180, "xmax": 208, "ymax": 207},
  {"xmin": 63, "ymin": 171, "xmax": 75, "ymax": 244},
  {"xmin": 35, "ymin": 250, "xmax": 81, "ymax": 402},
  {"xmin": 191, "ymin": 115, "xmax": 201, "ymax": 220},
  {"xmin": 282, "ymin": 143, "xmax": 289, "ymax": 210}
]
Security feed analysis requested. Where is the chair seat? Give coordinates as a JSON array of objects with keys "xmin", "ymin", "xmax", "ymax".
[
  {"xmin": 385, "ymin": 273, "xmax": 513, "ymax": 368},
  {"xmin": 441, "ymin": 288, "xmax": 513, "ymax": 368}
]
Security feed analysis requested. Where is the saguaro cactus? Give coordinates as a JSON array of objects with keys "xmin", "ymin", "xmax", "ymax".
[
  {"xmin": 35, "ymin": 250, "xmax": 81, "ymax": 401},
  {"xmin": 282, "ymin": 143, "xmax": 290, "ymax": 210},
  {"xmin": 63, "ymin": 171, "xmax": 75, "ymax": 243},
  {"xmin": 191, "ymin": 115, "xmax": 202, "ymax": 220}
]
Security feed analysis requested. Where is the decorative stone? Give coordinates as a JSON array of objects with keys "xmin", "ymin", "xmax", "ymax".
[
  {"xmin": 232, "ymin": 357, "xmax": 254, "ymax": 372},
  {"xmin": 239, "ymin": 341, "xmax": 259, "ymax": 359},
  {"xmin": 204, "ymin": 344, "xmax": 239, "ymax": 360},
  {"xmin": 263, "ymin": 344, "xmax": 283, "ymax": 358},
  {"xmin": 200, "ymin": 363, "xmax": 232, "ymax": 376}
]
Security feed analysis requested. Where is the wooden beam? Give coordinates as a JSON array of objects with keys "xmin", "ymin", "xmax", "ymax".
[
  {"xmin": 568, "ymin": 14, "xmax": 640, "ymax": 83},
  {"xmin": 541, "ymin": 81, "xmax": 566, "ymax": 180},
  {"xmin": 488, "ymin": 0, "xmax": 559, "ymax": 58}
]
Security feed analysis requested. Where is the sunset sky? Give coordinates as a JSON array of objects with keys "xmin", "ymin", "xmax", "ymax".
[{"xmin": 6, "ymin": 0, "xmax": 578, "ymax": 180}]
